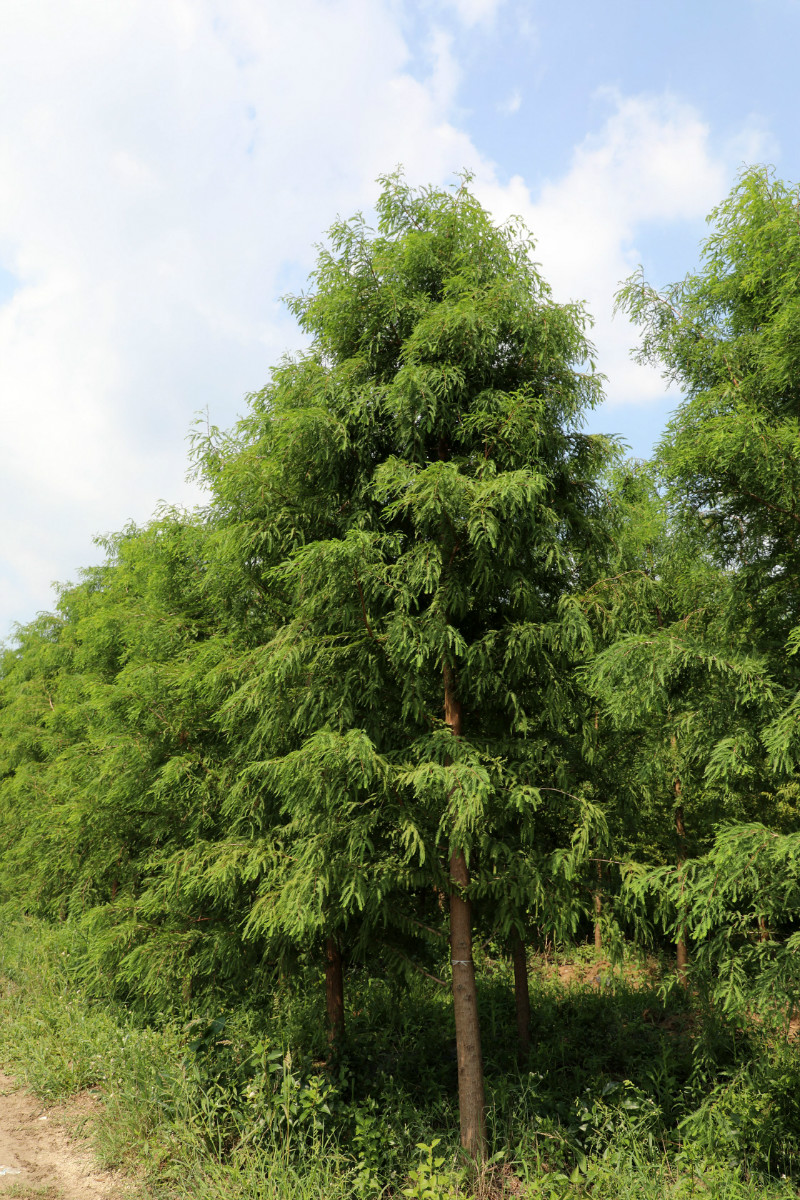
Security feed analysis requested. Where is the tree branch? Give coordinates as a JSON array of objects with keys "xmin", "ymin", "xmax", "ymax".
[
  {"xmin": 740, "ymin": 489, "xmax": 800, "ymax": 525},
  {"xmin": 353, "ymin": 572, "xmax": 377, "ymax": 639}
]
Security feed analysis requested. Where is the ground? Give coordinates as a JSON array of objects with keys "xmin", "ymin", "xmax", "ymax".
[{"xmin": 0, "ymin": 1073, "xmax": 124, "ymax": 1200}]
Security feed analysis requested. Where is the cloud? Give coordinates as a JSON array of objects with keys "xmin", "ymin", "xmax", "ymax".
[
  {"xmin": 0, "ymin": 0, "xmax": 774, "ymax": 636},
  {"xmin": 0, "ymin": 0, "xmax": 491, "ymax": 636},
  {"xmin": 476, "ymin": 91, "xmax": 738, "ymax": 409},
  {"xmin": 725, "ymin": 114, "xmax": 779, "ymax": 168}
]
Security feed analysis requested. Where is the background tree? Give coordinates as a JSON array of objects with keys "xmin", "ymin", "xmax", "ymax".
[
  {"xmin": 616, "ymin": 166, "xmax": 800, "ymax": 710},
  {"xmin": 0, "ymin": 513, "xmax": 272, "ymax": 1006},
  {"xmin": 605, "ymin": 166, "xmax": 800, "ymax": 988}
]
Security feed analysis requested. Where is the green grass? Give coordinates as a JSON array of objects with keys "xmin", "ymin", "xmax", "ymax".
[
  {"xmin": 0, "ymin": 917, "xmax": 798, "ymax": 1198},
  {"xmin": 4, "ymin": 1187, "xmax": 63, "ymax": 1200}
]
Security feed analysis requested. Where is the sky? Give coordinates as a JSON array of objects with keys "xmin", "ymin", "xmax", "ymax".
[{"xmin": 0, "ymin": 0, "xmax": 796, "ymax": 639}]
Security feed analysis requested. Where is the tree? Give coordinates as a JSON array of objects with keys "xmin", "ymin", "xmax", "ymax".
[
  {"xmin": 191, "ymin": 172, "xmax": 615, "ymax": 1157},
  {"xmin": 607, "ymin": 166, "xmax": 800, "ymax": 987},
  {"xmin": 0, "ymin": 513, "xmax": 264, "ymax": 1006},
  {"xmin": 581, "ymin": 459, "xmax": 781, "ymax": 975},
  {"xmin": 615, "ymin": 165, "xmax": 800, "ymax": 782},
  {"xmin": 616, "ymin": 166, "xmax": 800, "ymax": 666}
]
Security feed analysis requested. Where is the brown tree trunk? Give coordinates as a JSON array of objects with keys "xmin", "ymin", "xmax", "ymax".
[
  {"xmin": 758, "ymin": 915, "xmax": 770, "ymax": 942},
  {"xmin": 444, "ymin": 660, "xmax": 487, "ymax": 1161},
  {"xmin": 592, "ymin": 713, "xmax": 603, "ymax": 954},
  {"xmin": 325, "ymin": 935, "xmax": 345, "ymax": 1046},
  {"xmin": 593, "ymin": 860, "xmax": 603, "ymax": 953},
  {"xmin": 511, "ymin": 928, "xmax": 531, "ymax": 1064},
  {"xmin": 675, "ymin": 796, "xmax": 688, "ymax": 985},
  {"xmin": 450, "ymin": 848, "xmax": 487, "ymax": 1160}
]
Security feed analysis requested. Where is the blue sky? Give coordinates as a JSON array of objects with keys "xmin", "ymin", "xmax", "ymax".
[{"xmin": 0, "ymin": 0, "xmax": 795, "ymax": 638}]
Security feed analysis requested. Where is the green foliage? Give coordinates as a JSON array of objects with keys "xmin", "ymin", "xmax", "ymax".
[
  {"xmin": 616, "ymin": 166, "xmax": 800, "ymax": 775},
  {"xmin": 0, "ymin": 511, "xmax": 272, "ymax": 1005},
  {"xmin": 619, "ymin": 821, "xmax": 800, "ymax": 1029},
  {"xmin": 604, "ymin": 165, "xmax": 800, "ymax": 1012},
  {"xmin": 179, "ymin": 171, "xmax": 619, "ymax": 985},
  {"xmin": 618, "ymin": 168, "xmax": 800, "ymax": 617}
]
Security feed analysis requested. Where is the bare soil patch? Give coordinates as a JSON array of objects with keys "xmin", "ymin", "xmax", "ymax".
[
  {"xmin": 0, "ymin": 1072, "xmax": 129, "ymax": 1199},
  {"xmin": 535, "ymin": 953, "xmax": 664, "ymax": 990}
]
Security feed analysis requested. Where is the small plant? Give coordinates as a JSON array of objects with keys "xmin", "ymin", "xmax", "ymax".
[
  {"xmin": 236, "ymin": 1040, "xmax": 338, "ymax": 1156},
  {"xmin": 570, "ymin": 1078, "xmax": 661, "ymax": 1167},
  {"xmin": 350, "ymin": 1096, "xmax": 400, "ymax": 1196},
  {"xmin": 402, "ymin": 1139, "xmax": 463, "ymax": 1200}
]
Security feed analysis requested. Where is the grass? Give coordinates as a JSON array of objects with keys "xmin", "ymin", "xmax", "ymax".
[
  {"xmin": 0, "ymin": 916, "xmax": 798, "ymax": 1198},
  {"xmin": 4, "ymin": 1188, "xmax": 63, "ymax": 1199}
]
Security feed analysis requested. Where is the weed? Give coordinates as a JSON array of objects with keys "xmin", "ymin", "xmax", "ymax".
[{"xmin": 402, "ymin": 1140, "xmax": 464, "ymax": 1200}]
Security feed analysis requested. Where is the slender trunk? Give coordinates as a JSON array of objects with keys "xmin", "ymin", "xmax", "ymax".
[
  {"xmin": 593, "ymin": 860, "xmax": 603, "ymax": 954},
  {"xmin": 444, "ymin": 660, "xmax": 487, "ymax": 1161},
  {"xmin": 449, "ymin": 848, "xmax": 487, "ymax": 1159},
  {"xmin": 592, "ymin": 714, "xmax": 603, "ymax": 954},
  {"xmin": 511, "ymin": 929, "xmax": 531, "ymax": 1064},
  {"xmin": 758, "ymin": 915, "xmax": 770, "ymax": 943},
  {"xmin": 675, "ymin": 796, "xmax": 688, "ymax": 985},
  {"xmin": 325, "ymin": 935, "xmax": 345, "ymax": 1046}
]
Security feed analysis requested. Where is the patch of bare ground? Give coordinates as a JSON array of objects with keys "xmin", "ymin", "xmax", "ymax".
[
  {"xmin": 535, "ymin": 953, "xmax": 662, "ymax": 990},
  {"xmin": 0, "ymin": 1072, "xmax": 132, "ymax": 1200}
]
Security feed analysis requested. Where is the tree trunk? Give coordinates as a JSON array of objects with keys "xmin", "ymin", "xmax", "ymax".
[
  {"xmin": 449, "ymin": 848, "xmax": 487, "ymax": 1160},
  {"xmin": 758, "ymin": 915, "xmax": 770, "ymax": 942},
  {"xmin": 511, "ymin": 928, "xmax": 531, "ymax": 1064},
  {"xmin": 444, "ymin": 660, "xmax": 487, "ymax": 1161},
  {"xmin": 592, "ymin": 714, "xmax": 603, "ymax": 954},
  {"xmin": 325, "ymin": 935, "xmax": 345, "ymax": 1046},
  {"xmin": 593, "ymin": 860, "xmax": 603, "ymax": 954},
  {"xmin": 675, "ymin": 797, "xmax": 688, "ymax": 985}
]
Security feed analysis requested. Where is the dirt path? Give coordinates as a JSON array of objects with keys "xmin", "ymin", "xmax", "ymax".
[{"xmin": 0, "ymin": 1072, "xmax": 128, "ymax": 1199}]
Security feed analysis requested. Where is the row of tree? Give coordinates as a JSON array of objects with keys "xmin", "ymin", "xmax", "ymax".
[{"xmin": 3, "ymin": 167, "xmax": 800, "ymax": 1159}]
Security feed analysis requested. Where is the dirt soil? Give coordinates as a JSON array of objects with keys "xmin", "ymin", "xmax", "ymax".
[
  {"xmin": 0, "ymin": 1072, "xmax": 129, "ymax": 1199},
  {"xmin": 536, "ymin": 954, "xmax": 662, "ymax": 990}
]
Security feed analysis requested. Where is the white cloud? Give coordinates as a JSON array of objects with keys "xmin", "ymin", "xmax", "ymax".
[
  {"xmin": 514, "ymin": 8, "xmax": 538, "ymax": 42},
  {"xmin": 421, "ymin": 26, "xmax": 462, "ymax": 112},
  {"xmin": 476, "ymin": 91, "xmax": 735, "ymax": 408},
  {"xmin": 0, "ymin": 0, "xmax": 490, "ymax": 636}
]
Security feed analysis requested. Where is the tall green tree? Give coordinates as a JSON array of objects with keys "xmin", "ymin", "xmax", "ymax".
[
  {"xmin": 615, "ymin": 164, "xmax": 800, "ymax": 788},
  {"xmin": 191, "ymin": 173, "xmax": 615, "ymax": 1156}
]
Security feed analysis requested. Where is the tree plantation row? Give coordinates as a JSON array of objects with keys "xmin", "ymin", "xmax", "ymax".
[{"xmin": 3, "ymin": 167, "xmax": 800, "ymax": 1169}]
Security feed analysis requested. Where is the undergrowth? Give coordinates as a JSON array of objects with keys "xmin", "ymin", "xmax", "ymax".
[{"xmin": 0, "ymin": 916, "xmax": 798, "ymax": 1198}]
